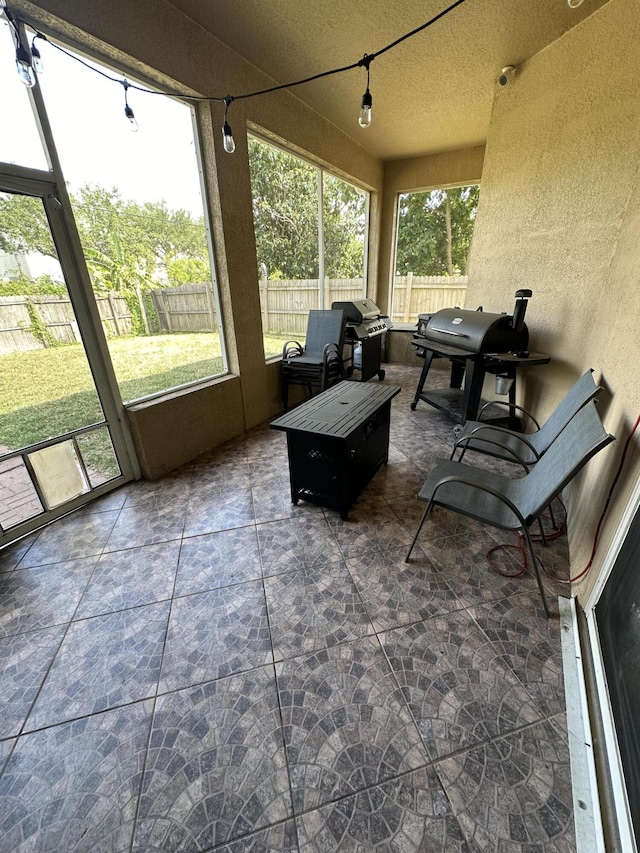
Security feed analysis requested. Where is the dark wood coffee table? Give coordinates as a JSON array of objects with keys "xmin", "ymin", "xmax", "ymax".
[{"xmin": 270, "ymin": 380, "xmax": 401, "ymax": 519}]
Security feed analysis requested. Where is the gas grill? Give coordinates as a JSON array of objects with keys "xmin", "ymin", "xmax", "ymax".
[
  {"xmin": 332, "ymin": 298, "xmax": 392, "ymax": 381},
  {"xmin": 410, "ymin": 290, "xmax": 551, "ymax": 427}
]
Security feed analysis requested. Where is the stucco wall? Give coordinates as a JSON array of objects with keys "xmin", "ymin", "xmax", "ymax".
[
  {"xmin": 14, "ymin": 0, "xmax": 383, "ymax": 476},
  {"xmin": 126, "ymin": 376, "xmax": 245, "ymax": 480},
  {"xmin": 465, "ymin": 0, "xmax": 640, "ymax": 602}
]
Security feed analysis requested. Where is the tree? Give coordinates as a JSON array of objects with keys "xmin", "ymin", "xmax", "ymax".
[
  {"xmin": 71, "ymin": 185, "xmax": 209, "ymax": 289},
  {"xmin": 0, "ymin": 185, "xmax": 211, "ymax": 293},
  {"xmin": 249, "ymin": 139, "xmax": 319, "ymax": 279},
  {"xmin": 248, "ymin": 137, "xmax": 367, "ymax": 280},
  {"xmin": 322, "ymin": 173, "xmax": 366, "ymax": 279},
  {"xmin": 395, "ymin": 185, "xmax": 479, "ymax": 276},
  {"xmin": 0, "ymin": 192, "xmax": 56, "ymax": 257}
]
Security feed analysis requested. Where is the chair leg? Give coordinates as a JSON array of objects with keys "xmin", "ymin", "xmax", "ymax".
[
  {"xmin": 405, "ymin": 500, "xmax": 433, "ymax": 561},
  {"xmin": 537, "ymin": 517, "xmax": 548, "ymax": 547},
  {"xmin": 521, "ymin": 524, "xmax": 551, "ymax": 618}
]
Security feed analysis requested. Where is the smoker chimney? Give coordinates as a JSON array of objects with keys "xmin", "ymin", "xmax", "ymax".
[{"xmin": 512, "ymin": 289, "xmax": 532, "ymax": 332}]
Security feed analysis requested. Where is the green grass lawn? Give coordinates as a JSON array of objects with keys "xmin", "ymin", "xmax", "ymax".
[{"xmin": 0, "ymin": 331, "xmax": 294, "ymax": 454}]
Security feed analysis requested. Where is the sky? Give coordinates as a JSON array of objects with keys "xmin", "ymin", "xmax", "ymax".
[{"xmin": 0, "ymin": 19, "xmax": 206, "ymax": 217}]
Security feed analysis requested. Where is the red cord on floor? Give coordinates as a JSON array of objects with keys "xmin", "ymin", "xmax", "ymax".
[
  {"xmin": 487, "ymin": 501, "xmax": 567, "ymax": 578},
  {"xmin": 487, "ymin": 413, "xmax": 640, "ymax": 584}
]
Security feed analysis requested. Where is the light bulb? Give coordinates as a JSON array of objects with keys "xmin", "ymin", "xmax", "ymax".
[
  {"xmin": 124, "ymin": 104, "xmax": 139, "ymax": 132},
  {"xmin": 567, "ymin": 0, "xmax": 584, "ymax": 6},
  {"xmin": 15, "ymin": 44, "xmax": 35, "ymax": 87},
  {"xmin": 31, "ymin": 42, "xmax": 44, "ymax": 75},
  {"xmin": 222, "ymin": 120, "xmax": 236, "ymax": 154},
  {"xmin": 358, "ymin": 89, "xmax": 372, "ymax": 128}
]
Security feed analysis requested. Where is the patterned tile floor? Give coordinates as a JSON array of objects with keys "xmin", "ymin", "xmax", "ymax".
[{"xmin": 0, "ymin": 364, "xmax": 576, "ymax": 852}]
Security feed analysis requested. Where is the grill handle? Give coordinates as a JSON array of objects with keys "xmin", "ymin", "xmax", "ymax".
[{"xmin": 431, "ymin": 328, "xmax": 470, "ymax": 338}]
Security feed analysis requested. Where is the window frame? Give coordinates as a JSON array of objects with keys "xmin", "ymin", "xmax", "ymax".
[{"xmin": 247, "ymin": 131, "xmax": 371, "ymax": 362}]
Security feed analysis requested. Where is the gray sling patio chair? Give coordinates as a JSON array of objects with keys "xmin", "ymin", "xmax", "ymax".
[
  {"xmin": 281, "ymin": 309, "xmax": 347, "ymax": 410},
  {"xmin": 451, "ymin": 368, "xmax": 601, "ymax": 470},
  {"xmin": 406, "ymin": 399, "xmax": 614, "ymax": 616}
]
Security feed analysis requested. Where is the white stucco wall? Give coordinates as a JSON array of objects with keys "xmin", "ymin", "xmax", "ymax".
[{"xmin": 466, "ymin": 0, "xmax": 640, "ymax": 602}]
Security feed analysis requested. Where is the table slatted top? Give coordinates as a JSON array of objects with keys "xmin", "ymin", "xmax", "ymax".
[{"xmin": 271, "ymin": 381, "xmax": 401, "ymax": 438}]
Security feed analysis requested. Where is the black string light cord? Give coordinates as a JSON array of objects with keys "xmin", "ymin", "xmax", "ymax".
[{"xmin": 4, "ymin": 0, "xmax": 468, "ymax": 147}]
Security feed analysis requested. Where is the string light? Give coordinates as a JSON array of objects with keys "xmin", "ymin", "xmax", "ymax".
[
  {"xmin": 30, "ymin": 33, "xmax": 44, "ymax": 74},
  {"xmin": 15, "ymin": 39, "xmax": 35, "ymax": 87},
  {"xmin": 122, "ymin": 79, "xmax": 138, "ymax": 131},
  {"xmin": 222, "ymin": 96, "xmax": 235, "ymax": 153},
  {"xmin": 2, "ymin": 3, "xmax": 37, "ymax": 86},
  {"xmin": 5, "ymin": 0, "xmax": 468, "ymax": 149},
  {"xmin": 358, "ymin": 54, "xmax": 373, "ymax": 128}
]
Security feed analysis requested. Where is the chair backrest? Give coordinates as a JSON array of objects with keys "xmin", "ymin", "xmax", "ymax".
[
  {"xmin": 304, "ymin": 309, "xmax": 346, "ymax": 355},
  {"xmin": 518, "ymin": 398, "xmax": 614, "ymax": 523},
  {"xmin": 538, "ymin": 368, "xmax": 600, "ymax": 446}
]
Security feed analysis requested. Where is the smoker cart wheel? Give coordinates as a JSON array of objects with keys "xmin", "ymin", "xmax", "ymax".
[
  {"xmin": 378, "ymin": 369, "xmax": 385, "ymax": 381},
  {"xmin": 453, "ymin": 424, "xmax": 463, "ymax": 439}
]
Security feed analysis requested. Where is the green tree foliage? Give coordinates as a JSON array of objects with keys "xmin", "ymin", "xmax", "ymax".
[
  {"xmin": 71, "ymin": 185, "xmax": 210, "ymax": 291},
  {"xmin": 0, "ymin": 186, "xmax": 211, "ymax": 295},
  {"xmin": 249, "ymin": 139, "xmax": 319, "ymax": 279},
  {"xmin": 166, "ymin": 257, "xmax": 211, "ymax": 286},
  {"xmin": 0, "ymin": 193, "xmax": 56, "ymax": 257},
  {"xmin": 248, "ymin": 137, "xmax": 366, "ymax": 280},
  {"xmin": 322, "ymin": 173, "xmax": 367, "ymax": 279},
  {"xmin": 395, "ymin": 185, "xmax": 480, "ymax": 276},
  {"xmin": 0, "ymin": 275, "xmax": 66, "ymax": 297}
]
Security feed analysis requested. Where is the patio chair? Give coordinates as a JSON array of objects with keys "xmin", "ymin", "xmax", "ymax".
[
  {"xmin": 450, "ymin": 368, "xmax": 601, "ymax": 470},
  {"xmin": 281, "ymin": 309, "xmax": 347, "ymax": 409},
  {"xmin": 406, "ymin": 399, "xmax": 614, "ymax": 616}
]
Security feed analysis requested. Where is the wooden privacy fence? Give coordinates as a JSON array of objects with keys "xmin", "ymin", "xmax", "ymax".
[
  {"xmin": 259, "ymin": 275, "xmax": 468, "ymax": 334},
  {"xmin": 0, "ymin": 293, "xmax": 132, "ymax": 354},
  {"xmin": 391, "ymin": 274, "xmax": 468, "ymax": 323},
  {"xmin": 151, "ymin": 283, "xmax": 218, "ymax": 333},
  {"xmin": 259, "ymin": 277, "xmax": 364, "ymax": 336},
  {"xmin": 0, "ymin": 276, "xmax": 469, "ymax": 354}
]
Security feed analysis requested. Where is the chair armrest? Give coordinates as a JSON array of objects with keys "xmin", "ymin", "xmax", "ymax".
[
  {"xmin": 283, "ymin": 340, "xmax": 303, "ymax": 359},
  {"xmin": 478, "ymin": 400, "xmax": 541, "ymax": 431},
  {"xmin": 454, "ymin": 425, "xmax": 541, "ymax": 467},
  {"xmin": 322, "ymin": 342, "xmax": 345, "ymax": 377},
  {"xmin": 430, "ymin": 473, "xmax": 526, "ymax": 529},
  {"xmin": 322, "ymin": 342, "xmax": 342, "ymax": 362}
]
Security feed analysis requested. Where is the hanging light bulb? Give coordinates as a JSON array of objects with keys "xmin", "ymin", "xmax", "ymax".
[
  {"xmin": 30, "ymin": 37, "xmax": 44, "ymax": 74},
  {"xmin": 15, "ymin": 41, "xmax": 35, "ymax": 87},
  {"xmin": 222, "ymin": 121, "xmax": 236, "ymax": 153},
  {"xmin": 222, "ymin": 96, "xmax": 236, "ymax": 154},
  {"xmin": 359, "ymin": 89, "xmax": 372, "ymax": 128},
  {"xmin": 358, "ymin": 54, "xmax": 373, "ymax": 128},
  {"xmin": 122, "ymin": 79, "xmax": 139, "ymax": 131},
  {"xmin": 125, "ymin": 103, "xmax": 139, "ymax": 131}
]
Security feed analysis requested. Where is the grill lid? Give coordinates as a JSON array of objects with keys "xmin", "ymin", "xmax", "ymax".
[
  {"xmin": 332, "ymin": 299, "xmax": 381, "ymax": 322},
  {"xmin": 424, "ymin": 308, "xmax": 529, "ymax": 354}
]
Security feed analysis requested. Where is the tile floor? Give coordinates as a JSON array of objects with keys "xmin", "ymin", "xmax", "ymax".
[{"xmin": 0, "ymin": 364, "xmax": 576, "ymax": 852}]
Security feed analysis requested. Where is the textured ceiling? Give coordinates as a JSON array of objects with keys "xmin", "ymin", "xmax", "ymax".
[{"xmin": 165, "ymin": 0, "xmax": 609, "ymax": 160}]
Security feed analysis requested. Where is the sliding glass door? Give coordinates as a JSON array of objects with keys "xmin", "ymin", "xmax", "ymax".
[{"xmin": 0, "ymin": 177, "xmax": 135, "ymax": 546}]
